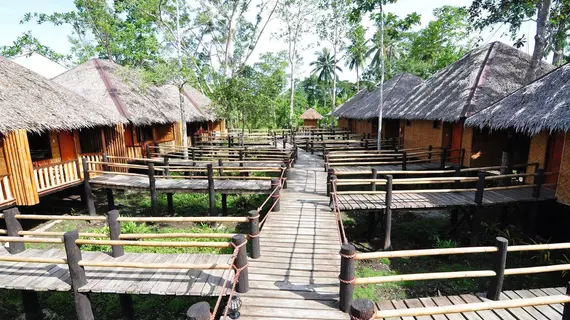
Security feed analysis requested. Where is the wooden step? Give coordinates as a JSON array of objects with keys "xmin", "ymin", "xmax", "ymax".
[{"xmin": 238, "ymin": 306, "xmax": 347, "ymax": 319}]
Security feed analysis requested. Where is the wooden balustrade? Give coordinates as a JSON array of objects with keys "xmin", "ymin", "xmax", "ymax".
[
  {"xmin": 0, "ymin": 175, "xmax": 14, "ymax": 206},
  {"xmin": 33, "ymin": 159, "xmax": 81, "ymax": 193}
]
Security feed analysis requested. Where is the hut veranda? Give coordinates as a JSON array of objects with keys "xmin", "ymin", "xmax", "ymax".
[{"xmin": 0, "ymin": 57, "xmax": 124, "ymax": 208}]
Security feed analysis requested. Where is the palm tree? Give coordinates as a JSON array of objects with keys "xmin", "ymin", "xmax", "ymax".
[
  {"xmin": 310, "ymin": 48, "xmax": 342, "ymax": 111},
  {"xmin": 346, "ymin": 24, "xmax": 368, "ymax": 92}
]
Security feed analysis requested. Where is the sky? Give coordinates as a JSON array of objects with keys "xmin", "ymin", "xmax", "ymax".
[{"xmin": 0, "ymin": 0, "xmax": 536, "ymax": 81}]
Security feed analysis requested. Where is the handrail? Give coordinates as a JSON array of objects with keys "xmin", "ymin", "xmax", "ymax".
[
  {"xmin": 77, "ymin": 260, "xmax": 232, "ymax": 270},
  {"xmin": 74, "ymin": 239, "xmax": 232, "ymax": 248}
]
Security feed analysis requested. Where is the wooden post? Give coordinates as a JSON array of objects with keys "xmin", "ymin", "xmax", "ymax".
[
  {"xmin": 145, "ymin": 145, "xmax": 151, "ymax": 159},
  {"xmin": 102, "ymin": 154, "xmax": 115, "ymax": 211},
  {"xmin": 232, "ymin": 234, "xmax": 249, "ymax": 293},
  {"xmin": 364, "ymin": 139, "xmax": 369, "ymax": 150},
  {"xmin": 273, "ymin": 134, "xmax": 277, "ymax": 147},
  {"xmin": 401, "ymin": 151, "xmax": 408, "ymax": 171},
  {"xmin": 281, "ymin": 166, "xmax": 287, "ymax": 189},
  {"xmin": 371, "ymin": 168, "xmax": 377, "ymax": 191},
  {"xmin": 82, "ymin": 157, "xmax": 96, "ymax": 216},
  {"xmin": 475, "ymin": 171, "xmax": 486, "ymax": 204},
  {"xmin": 563, "ymin": 282, "xmax": 570, "ymax": 320},
  {"xmin": 282, "ymin": 137, "xmax": 287, "ymax": 149},
  {"xmin": 350, "ymin": 299, "xmax": 375, "ymax": 320},
  {"xmin": 107, "ymin": 210, "xmax": 135, "ymax": 319},
  {"xmin": 487, "ymin": 237, "xmax": 508, "ymax": 300},
  {"xmin": 305, "ymin": 140, "xmax": 309, "ymax": 152},
  {"xmin": 384, "ymin": 175, "xmax": 393, "ymax": 251},
  {"xmin": 327, "ymin": 169, "xmax": 334, "ymax": 197},
  {"xmin": 107, "ymin": 210, "xmax": 124, "ymax": 257},
  {"xmin": 310, "ymin": 141, "xmax": 314, "ymax": 155},
  {"xmin": 63, "ymin": 231, "xmax": 94, "ymax": 320},
  {"xmin": 271, "ymin": 178, "xmax": 281, "ymax": 212},
  {"xmin": 164, "ymin": 157, "xmax": 174, "ymax": 215},
  {"xmin": 532, "ymin": 169, "xmax": 545, "ymax": 198},
  {"xmin": 221, "ymin": 194, "xmax": 228, "ymax": 216},
  {"xmin": 207, "ymin": 164, "xmax": 216, "ymax": 216},
  {"xmin": 440, "ymin": 147, "xmax": 448, "ymax": 169},
  {"xmin": 218, "ymin": 159, "xmax": 224, "ymax": 176},
  {"xmin": 454, "ymin": 165, "xmax": 462, "ymax": 189},
  {"xmin": 148, "ymin": 162, "xmax": 157, "ymax": 216},
  {"xmin": 186, "ymin": 302, "xmax": 211, "ymax": 320},
  {"xmin": 3, "ymin": 208, "xmax": 25, "ymax": 254},
  {"xmin": 22, "ymin": 291, "xmax": 42, "ymax": 320},
  {"xmin": 339, "ymin": 243, "xmax": 356, "ymax": 312},
  {"xmin": 428, "ymin": 145, "xmax": 433, "ymax": 159},
  {"xmin": 460, "ymin": 148, "xmax": 466, "ymax": 167},
  {"xmin": 228, "ymin": 135, "xmax": 233, "ymax": 148},
  {"xmin": 249, "ymin": 210, "xmax": 260, "ymax": 259}
]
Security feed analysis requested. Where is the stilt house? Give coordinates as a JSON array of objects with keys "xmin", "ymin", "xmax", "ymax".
[
  {"xmin": 465, "ymin": 62, "xmax": 570, "ymax": 205},
  {"xmin": 0, "ymin": 57, "xmax": 125, "ymax": 208},
  {"xmin": 299, "ymin": 108, "xmax": 324, "ymax": 127}
]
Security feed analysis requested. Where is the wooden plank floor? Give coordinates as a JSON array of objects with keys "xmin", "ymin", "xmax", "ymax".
[
  {"xmin": 336, "ymin": 187, "xmax": 557, "ymax": 212},
  {"xmin": 236, "ymin": 149, "xmax": 347, "ymax": 319},
  {"xmin": 378, "ymin": 288, "xmax": 566, "ymax": 320},
  {"xmin": 89, "ymin": 174, "xmax": 272, "ymax": 194},
  {"xmin": 0, "ymin": 247, "xmax": 232, "ymax": 296}
]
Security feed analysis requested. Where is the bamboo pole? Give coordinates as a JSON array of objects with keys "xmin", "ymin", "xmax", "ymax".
[
  {"xmin": 0, "ymin": 236, "xmax": 63, "ymax": 244},
  {"xmin": 116, "ymin": 216, "xmax": 249, "ymax": 223},
  {"xmin": 18, "ymin": 231, "xmax": 107, "ymax": 238},
  {"xmin": 0, "ymin": 256, "xmax": 67, "ymax": 264},
  {"xmin": 374, "ymin": 295, "xmax": 570, "ymax": 319},
  {"xmin": 15, "ymin": 215, "xmax": 107, "ymax": 221},
  {"xmin": 508, "ymin": 242, "xmax": 570, "ymax": 252},
  {"xmin": 354, "ymin": 270, "xmax": 496, "ymax": 284},
  {"xmin": 354, "ymin": 246, "xmax": 498, "ymax": 260},
  {"xmin": 504, "ymin": 264, "xmax": 570, "ymax": 275},
  {"xmin": 74, "ymin": 239, "xmax": 232, "ymax": 248},
  {"xmin": 78, "ymin": 260, "xmax": 232, "ymax": 270},
  {"xmin": 119, "ymin": 233, "xmax": 238, "ymax": 239}
]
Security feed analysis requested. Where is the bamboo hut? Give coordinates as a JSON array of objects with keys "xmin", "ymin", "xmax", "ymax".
[
  {"xmin": 299, "ymin": 108, "xmax": 324, "ymax": 127},
  {"xmin": 52, "ymin": 59, "xmax": 214, "ymax": 158},
  {"xmin": 0, "ymin": 57, "xmax": 124, "ymax": 207},
  {"xmin": 333, "ymin": 72, "xmax": 423, "ymax": 138},
  {"xmin": 466, "ymin": 62, "xmax": 570, "ymax": 205},
  {"xmin": 389, "ymin": 41, "xmax": 554, "ymax": 166}
]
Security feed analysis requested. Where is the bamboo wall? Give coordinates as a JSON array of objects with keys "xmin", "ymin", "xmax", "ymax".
[
  {"xmin": 174, "ymin": 121, "xmax": 184, "ymax": 146},
  {"xmin": 303, "ymin": 119, "xmax": 318, "ymax": 127},
  {"xmin": 103, "ymin": 124, "xmax": 128, "ymax": 158},
  {"xmin": 153, "ymin": 123, "xmax": 175, "ymax": 143},
  {"xmin": 338, "ymin": 118, "xmax": 348, "ymax": 129},
  {"xmin": 527, "ymin": 131, "xmax": 549, "ymax": 181},
  {"xmin": 556, "ymin": 132, "xmax": 570, "ymax": 205},
  {"xmin": 0, "ymin": 136, "xmax": 7, "ymax": 176},
  {"xmin": 462, "ymin": 126, "xmax": 473, "ymax": 167},
  {"xmin": 3, "ymin": 130, "xmax": 39, "ymax": 205},
  {"xmin": 403, "ymin": 120, "xmax": 442, "ymax": 150}
]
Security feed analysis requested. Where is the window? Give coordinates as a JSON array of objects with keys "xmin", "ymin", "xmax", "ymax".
[
  {"xmin": 433, "ymin": 121, "xmax": 441, "ymax": 129},
  {"xmin": 406, "ymin": 120, "xmax": 412, "ymax": 127},
  {"xmin": 27, "ymin": 132, "xmax": 52, "ymax": 161},
  {"xmin": 135, "ymin": 125, "xmax": 154, "ymax": 143}
]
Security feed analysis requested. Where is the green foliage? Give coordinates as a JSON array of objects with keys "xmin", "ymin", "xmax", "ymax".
[
  {"xmin": 0, "ymin": 31, "xmax": 72, "ymax": 65},
  {"xmin": 433, "ymin": 236, "xmax": 459, "ymax": 249}
]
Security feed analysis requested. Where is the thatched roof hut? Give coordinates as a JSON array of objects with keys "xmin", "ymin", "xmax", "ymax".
[
  {"xmin": 300, "ymin": 108, "xmax": 324, "ymax": 120},
  {"xmin": 333, "ymin": 72, "xmax": 423, "ymax": 120},
  {"xmin": 390, "ymin": 42, "xmax": 554, "ymax": 121},
  {"xmin": 0, "ymin": 57, "xmax": 125, "ymax": 134},
  {"xmin": 466, "ymin": 63, "xmax": 570, "ymax": 135},
  {"xmin": 53, "ymin": 59, "xmax": 212, "ymax": 125}
]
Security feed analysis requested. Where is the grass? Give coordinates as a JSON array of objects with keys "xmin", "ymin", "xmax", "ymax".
[{"xmin": 345, "ymin": 210, "xmax": 567, "ymax": 303}]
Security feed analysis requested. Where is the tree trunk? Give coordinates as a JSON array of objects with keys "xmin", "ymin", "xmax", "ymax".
[
  {"xmin": 180, "ymin": 87, "xmax": 188, "ymax": 159},
  {"xmin": 289, "ymin": 63, "xmax": 295, "ymax": 128},
  {"xmin": 525, "ymin": 0, "xmax": 552, "ymax": 83},
  {"xmin": 553, "ymin": 33, "xmax": 565, "ymax": 66},
  {"xmin": 331, "ymin": 46, "xmax": 338, "ymax": 128},
  {"xmin": 377, "ymin": 4, "xmax": 385, "ymax": 151},
  {"xmin": 356, "ymin": 65, "xmax": 360, "ymax": 92}
]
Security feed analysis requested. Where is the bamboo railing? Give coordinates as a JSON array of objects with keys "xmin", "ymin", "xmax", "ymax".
[
  {"xmin": 33, "ymin": 159, "xmax": 81, "ymax": 194},
  {"xmin": 0, "ymin": 174, "xmax": 14, "ymax": 206}
]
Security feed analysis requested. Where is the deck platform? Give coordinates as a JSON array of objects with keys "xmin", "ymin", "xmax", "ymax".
[
  {"xmin": 0, "ymin": 247, "xmax": 232, "ymax": 296},
  {"xmin": 336, "ymin": 187, "xmax": 556, "ymax": 212},
  {"xmin": 89, "ymin": 173, "xmax": 272, "ymax": 194},
  {"xmin": 379, "ymin": 288, "xmax": 566, "ymax": 320}
]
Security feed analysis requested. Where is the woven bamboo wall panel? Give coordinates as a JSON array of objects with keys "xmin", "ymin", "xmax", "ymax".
[
  {"xmin": 48, "ymin": 131, "xmax": 61, "ymax": 160},
  {"xmin": 154, "ymin": 123, "xmax": 175, "ymax": 143},
  {"xmin": 556, "ymin": 132, "xmax": 570, "ymax": 205},
  {"xmin": 173, "ymin": 121, "xmax": 184, "ymax": 146},
  {"xmin": 0, "ymin": 137, "xmax": 7, "ymax": 175},
  {"xmin": 338, "ymin": 118, "xmax": 348, "ymax": 129},
  {"xmin": 303, "ymin": 119, "xmax": 318, "ymax": 127},
  {"xmin": 462, "ymin": 126, "xmax": 473, "ymax": 167},
  {"xmin": 4, "ymin": 130, "xmax": 39, "ymax": 205},
  {"xmin": 403, "ymin": 120, "xmax": 442, "ymax": 150},
  {"xmin": 526, "ymin": 131, "xmax": 549, "ymax": 184}
]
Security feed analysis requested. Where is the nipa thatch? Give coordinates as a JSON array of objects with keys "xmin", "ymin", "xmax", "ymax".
[
  {"xmin": 0, "ymin": 57, "xmax": 126, "ymax": 134},
  {"xmin": 390, "ymin": 42, "xmax": 555, "ymax": 122},
  {"xmin": 465, "ymin": 62, "xmax": 570, "ymax": 135},
  {"xmin": 300, "ymin": 108, "xmax": 324, "ymax": 120},
  {"xmin": 53, "ymin": 59, "xmax": 214, "ymax": 125},
  {"xmin": 333, "ymin": 72, "xmax": 423, "ymax": 120}
]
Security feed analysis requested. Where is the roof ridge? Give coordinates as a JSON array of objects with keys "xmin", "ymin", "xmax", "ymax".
[
  {"xmin": 461, "ymin": 42, "xmax": 496, "ymax": 118},
  {"xmin": 93, "ymin": 58, "xmax": 129, "ymax": 118}
]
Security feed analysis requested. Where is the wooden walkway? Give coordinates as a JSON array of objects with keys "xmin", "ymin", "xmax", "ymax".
[
  {"xmin": 0, "ymin": 247, "xmax": 232, "ymax": 296},
  {"xmin": 379, "ymin": 288, "xmax": 566, "ymax": 320},
  {"xmin": 336, "ymin": 187, "xmax": 557, "ymax": 211},
  {"xmin": 238, "ymin": 149, "xmax": 347, "ymax": 319},
  {"xmin": 331, "ymin": 162, "xmax": 444, "ymax": 174},
  {"xmin": 89, "ymin": 174, "xmax": 272, "ymax": 194}
]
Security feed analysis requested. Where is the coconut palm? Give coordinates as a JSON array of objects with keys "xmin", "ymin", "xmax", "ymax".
[
  {"xmin": 310, "ymin": 48, "xmax": 342, "ymax": 110},
  {"xmin": 346, "ymin": 24, "xmax": 368, "ymax": 92}
]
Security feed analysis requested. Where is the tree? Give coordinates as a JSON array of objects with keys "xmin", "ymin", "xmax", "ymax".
[
  {"xmin": 468, "ymin": 0, "xmax": 557, "ymax": 81},
  {"xmin": 345, "ymin": 23, "xmax": 368, "ymax": 91},
  {"xmin": 276, "ymin": 0, "xmax": 317, "ymax": 127},
  {"xmin": 317, "ymin": 0, "xmax": 350, "ymax": 126},
  {"xmin": 0, "ymin": 31, "xmax": 72, "ymax": 66},
  {"xmin": 310, "ymin": 48, "xmax": 343, "ymax": 110}
]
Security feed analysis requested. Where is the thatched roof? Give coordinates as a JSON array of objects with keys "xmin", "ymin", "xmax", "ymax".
[
  {"xmin": 53, "ymin": 59, "xmax": 212, "ymax": 125},
  {"xmin": 0, "ymin": 57, "xmax": 125, "ymax": 134},
  {"xmin": 390, "ymin": 42, "xmax": 555, "ymax": 122},
  {"xmin": 300, "ymin": 108, "xmax": 324, "ymax": 120},
  {"xmin": 333, "ymin": 73, "xmax": 423, "ymax": 120},
  {"xmin": 466, "ymin": 63, "xmax": 570, "ymax": 135}
]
